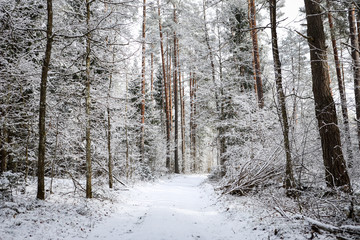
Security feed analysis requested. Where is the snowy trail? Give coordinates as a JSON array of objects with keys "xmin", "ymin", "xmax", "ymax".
[{"xmin": 87, "ymin": 175, "xmax": 268, "ymax": 240}]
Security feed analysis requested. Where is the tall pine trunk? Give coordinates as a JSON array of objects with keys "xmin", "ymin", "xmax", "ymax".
[
  {"xmin": 85, "ymin": 0, "xmax": 92, "ymax": 199},
  {"xmin": 304, "ymin": 0, "xmax": 350, "ymax": 189},
  {"xmin": 248, "ymin": 0, "xmax": 264, "ymax": 108},
  {"xmin": 326, "ymin": 0, "xmax": 353, "ymax": 165},
  {"xmin": 140, "ymin": 0, "xmax": 146, "ymax": 162},
  {"xmin": 190, "ymin": 73, "xmax": 197, "ymax": 172},
  {"xmin": 177, "ymin": 44, "xmax": 186, "ymax": 173},
  {"xmin": 173, "ymin": 4, "xmax": 179, "ymax": 173},
  {"xmin": 107, "ymin": 51, "xmax": 113, "ymax": 189},
  {"xmin": 269, "ymin": 0, "xmax": 295, "ymax": 190},
  {"xmin": 348, "ymin": 3, "xmax": 360, "ymax": 151},
  {"xmin": 37, "ymin": 0, "xmax": 53, "ymax": 200},
  {"xmin": 157, "ymin": 0, "xmax": 171, "ymax": 169}
]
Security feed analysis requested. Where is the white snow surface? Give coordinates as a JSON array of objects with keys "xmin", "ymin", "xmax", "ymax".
[
  {"xmin": 88, "ymin": 174, "xmax": 268, "ymax": 240},
  {"xmin": 1, "ymin": 174, "xmax": 327, "ymax": 240}
]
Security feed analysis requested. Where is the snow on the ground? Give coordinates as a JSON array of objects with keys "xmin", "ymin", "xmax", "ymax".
[
  {"xmin": 88, "ymin": 174, "xmax": 270, "ymax": 240},
  {"xmin": 0, "ymin": 174, "xmax": 332, "ymax": 240}
]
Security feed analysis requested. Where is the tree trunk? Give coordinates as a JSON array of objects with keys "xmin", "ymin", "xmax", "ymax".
[
  {"xmin": 173, "ymin": 4, "xmax": 179, "ymax": 174},
  {"xmin": 304, "ymin": 0, "xmax": 350, "ymax": 189},
  {"xmin": 348, "ymin": 4, "xmax": 360, "ymax": 151},
  {"xmin": 125, "ymin": 72, "xmax": 130, "ymax": 179},
  {"xmin": 85, "ymin": 0, "xmax": 92, "ymax": 199},
  {"xmin": 327, "ymin": 0, "xmax": 353, "ymax": 166},
  {"xmin": 190, "ymin": 73, "xmax": 197, "ymax": 172},
  {"xmin": 151, "ymin": 46, "xmax": 154, "ymax": 100},
  {"xmin": 37, "ymin": 0, "xmax": 53, "ymax": 200},
  {"xmin": 177, "ymin": 44, "xmax": 186, "ymax": 173},
  {"xmin": 190, "ymin": 73, "xmax": 194, "ymax": 172},
  {"xmin": 248, "ymin": 0, "xmax": 264, "ymax": 108},
  {"xmin": 167, "ymin": 42, "xmax": 173, "ymax": 133},
  {"xmin": 0, "ymin": 126, "xmax": 7, "ymax": 173},
  {"xmin": 107, "ymin": 55, "xmax": 113, "ymax": 188},
  {"xmin": 157, "ymin": 0, "xmax": 171, "ymax": 170},
  {"xmin": 49, "ymin": 116, "xmax": 59, "ymax": 194},
  {"xmin": 269, "ymin": 0, "xmax": 295, "ymax": 190},
  {"xmin": 140, "ymin": 0, "xmax": 146, "ymax": 163}
]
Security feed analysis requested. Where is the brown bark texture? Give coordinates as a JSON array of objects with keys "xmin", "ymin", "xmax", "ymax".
[
  {"xmin": 248, "ymin": 0, "xmax": 264, "ymax": 108},
  {"xmin": 37, "ymin": 0, "xmax": 53, "ymax": 200},
  {"xmin": 173, "ymin": 4, "xmax": 179, "ymax": 174},
  {"xmin": 85, "ymin": 0, "xmax": 92, "ymax": 199},
  {"xmin": 326, "ymin": 0, "xmax": 353, "ymax": 164},
  {"xmin": 157, "ymin": 0, "xmax": 171, "ymax": 169},
  {"xmin": 348, "ymin": 4, "xmax": 360, "ymax": 151},
  {"xmin": 269, "ymin": 0, "xmax": 295, "ymax": 189},
  {"xmin": 140, "ymin": 0, "xmax": 146, "ymax": 162},
  {"xmin": 304, "ymin": 0, "xmax": 350, "ymax": 189}
]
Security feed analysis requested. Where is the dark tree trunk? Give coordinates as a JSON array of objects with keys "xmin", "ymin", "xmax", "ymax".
[
  {"xmin": 107, "ymin": 58, "xmax": 113, "ymax": 189},
  {"xmin": 140, "ymin": 0, "xmax": 146, "ymax": 162},
  {"xmin": 248, "ymin": 0, "xmax": 264, "ymax": 108},
  {"xmin": 158, "ymin": 0, "xmax": 171, "ymax": 170},
  {"xmin": 37, "ymin": 0, "xmax": 53, "ymax": 200},
  {"xmin": 348, "ymin": 4, "xmax": 360, "ymax": 151},
  {"xmin": 173, "ymin": 4, "xmax": 179, "ymax": 174},
  {"xmin": 85, "ymin": 0, "xmax": 92, "ymax": 199},
  {"xmin": 190, "ymin": 73, "xmax": 197, "ymax": 172},
  {"xmin": 178, "ymin": 46, "xmax": 186, "ymax": 173},
  {"xmin": 269, "ymin": 0, "xmax": 295, "ymax": 190},
  {"xmin": 304, "ymin": 0, "xmax": 350, "ymax": 189},
  {"xmin": 326, "ymin": 0, "xmax": 353, "ymax": 166},
  {"xmin": 0, "ymin": 127, "xmax": 8, "ymax": 173}
]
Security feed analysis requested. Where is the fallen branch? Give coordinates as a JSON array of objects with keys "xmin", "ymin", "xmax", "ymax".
[
  {"xmin": 305, "ymin": 216, "xmax": 360, "ymax": 236},
  {"xmin": 93, "ymin": 159, "xmax": 128, "ymax": 187},
  {"xmin": 65, "ymin": 170, "xmax": 86, "ymax": 194}
]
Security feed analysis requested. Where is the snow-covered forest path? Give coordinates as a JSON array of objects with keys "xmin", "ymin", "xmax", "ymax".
[{"xmin": 87, "ymin": 175, "xmax": 268, "ymax": 240}]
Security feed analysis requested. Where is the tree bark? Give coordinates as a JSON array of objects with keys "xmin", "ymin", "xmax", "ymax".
[
  {"xmin": 125, "ymin": 72, "xmax": 130, "ymax": 179},
  {"xmin": 85, "ymin": 0, "xmax": 92, "ymax": 199},
  {"xmin": 304, "ymin": 0, "xmax": 350, "ymax": 189},
  {"xmin": 107, "ymin": 54, "xmax": 113, "ymax": 188},
  {"xmin": 327, "ymin": 0, "xmax": 353, "ymax": 166},
  {"xmin": 269, "ymin": 0, "xmax": 295, "ymax": 190},
  {"xmin": 0, "ymin": 126, "xmax": 7, "ymax": 173},
  {"xmin": 348, "ymin": 3, "xmax": 360, "ymax": 151},
  {"xmin": 177, "ymin": 43, "xmax": 186, "ymax": 173},
  {"xmin": 140, "ymin": 0, "xmax": 146, "ymax": 163},
  {"xmin": 173, "ymin": 4, "xmax": 179, "ymax": 174},
  {"xmin": 150, "ymin": 45, "xmax": 154, "ymax": 100},
  {"xmin": 157, "ymin": 0, "xmax": 171, "ymax": 170},
  {"xmin": 37, "ymin": 0, "xmax": 53, "ymax": 200},
  {"xmin": 248, "ymin": 0, "xmax": 264, "ymax": 108},
  {"xmin": 215, "ymin": 9, "xmax": 227, "ymax": 176},
  {"xmin": 190, "ymin": 73, "xmax": 197, "ymax": 172}
]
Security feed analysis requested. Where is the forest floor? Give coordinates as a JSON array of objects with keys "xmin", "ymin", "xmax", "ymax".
[{"xmin": 0, "ymin": 174, "xmax": 336, "ymax": 239}]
